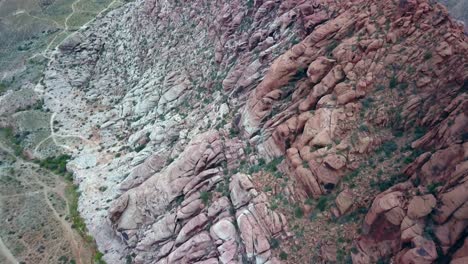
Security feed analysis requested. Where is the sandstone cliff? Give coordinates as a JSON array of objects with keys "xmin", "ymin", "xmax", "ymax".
[{"xmin": 38, "ymin": 0, "xmax": 467, "ymax": 263}]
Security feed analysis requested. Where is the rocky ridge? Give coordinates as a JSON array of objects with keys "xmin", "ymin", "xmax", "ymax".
[{"xmin": 37, "ymin": 0, "xmax": 467, "ymax": 263}]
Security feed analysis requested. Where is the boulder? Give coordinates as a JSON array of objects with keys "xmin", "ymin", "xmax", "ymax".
[
  {"xmin": 307, "ymin": 56, "xmax": 335, "ymax": 83},
  {"xmin": 335, "ymin": 189, "xmax": 353, "ymax": 215},
  {"xmin": 407, "ymin": 195, "xmax": 436, "ymax": 219}
]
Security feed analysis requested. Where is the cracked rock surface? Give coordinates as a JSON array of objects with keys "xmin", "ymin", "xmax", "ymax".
[{"xmin": 37, "ymin": 0, "xmax": 468, "ymax": 263}]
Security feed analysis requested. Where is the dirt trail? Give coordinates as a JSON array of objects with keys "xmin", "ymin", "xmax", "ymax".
[
  {"xmin": 42, "ymin": 190, "xmax": 91, "ymax": 264},
  {"xmin": 0, "ymin": 142, "xmax": 93, "ymax": 264},
  {"xmin": 0, "ymin": 235, "xmax": 18, "ymax": 264},
  {"xmin": 32, "ymin": 0, "xmax": 121, "ymax": 155},
  {"xmin": 33, "ymin": 111, "xmax": 100, "ymax": 156},
  {"xmin": 29, "ymin": 0, "xmax": 121, "ymax": 61},
  {"xmin": 1, "ymin": 1, "xmax": 122, "ymax": 262},
  {"xmin": 64, "ymin": 0, "xmax": 81, "ymax": 31}
]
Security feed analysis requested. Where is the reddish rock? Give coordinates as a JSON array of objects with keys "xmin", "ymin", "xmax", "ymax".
[
  {"xmin": 407, "ymin": 195, "xmax": 436, "ymax": 219},
  {"xmin": 324, "ymin": 154, "xmax": 346, "ymax": 170},
  {"xmin": 175, "ymin": 213, "xmax": 209, "ymax": 246},
  {"xmin": 451, "ymin": 237, "xmax": 468, "ymax": 264},
  {"xmin": 335, "ymin": 189, "xmax": 353, "ymax": 215},
  {"xmin": 433, "ymin": 181, "xmax": 468, "ymax": 224},
  {"xmin": 294, "ymin": 166, "xmax": 323, "ymax": 198},
  {"xmin": 397, "ymin": 236, "xmax": 438, "ymax": 264},
  {"xmin": 320, "ymin": 244, "xmax": 337, "ymax": 262},
  {"xmin": 307, "ymin": 56, "xmax": 335, "ymax": 84}
]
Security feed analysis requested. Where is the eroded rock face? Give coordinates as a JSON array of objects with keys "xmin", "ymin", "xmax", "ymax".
[
  {"xmin": 40, "ymin": 0, "xmax": 467, "ymax": 263},
  {"xmin": 109, "ymin": 132, "xmax": 286, "ymax": 263},
  {"xmin": 353, "ymin": 104, "xmax": 468, "ymax": 262}
]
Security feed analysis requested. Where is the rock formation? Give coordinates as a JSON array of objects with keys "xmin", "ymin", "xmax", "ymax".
[{"xmin": 34, "ymin": 0, "xmax": 468, "ymax": 263}]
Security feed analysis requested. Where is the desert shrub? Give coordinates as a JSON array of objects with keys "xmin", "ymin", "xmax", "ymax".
[
  {"xmin": 38, "ymin": 154, "xmax": 71, "ymax": 175},
  {"xmin": 279, "ymin": 251, "xmax": 288, "ymax": 260},
  {"xmin": 134, "ymin": 143, "xmax": 146, "ymax": 152},
  {"xmin": 270, "ymin": 238, "xmax": 280, "ymax": 249},
  {"xmin": 361, "ymin": 97, "xmax": 374, "ymax": 109},
  {"xmin": 0, "ymin": 82, "xmax": 7, "ymax": 95},
  {"xmin": 379, "ymin": 140, "xmax": 398, "ymax": 157},
  {"xmin": 200, "ymin": 191, "xmax": 212, "ymax": 205},
  {"xmin": 294, "ymin": 206, "xmax": 304, "ymax": 218},
  {"xmin": 414, "ymin": 126, "xmax": 427, "ymax": 139},
  {"xmin": 423, "ymin": 52, "xmax": 432, "ymax": 60},
  {"xmin": 94, "ymin": 251, "xmax": 106, "ymax": 264},
  {"xmin": 427, "ymin": 182, "xmax": 442, "ymax": 194},
  {"xmin": 389, "ymin": 75, "xmax": 398, "ymax": 88},
  {"xmin": 316, "ymin": 196, "xmax": 330, "ymax": 211},
  {"xmin": 66, "ymin": 185, "xmax": 87, "ymax": 235},
  {"xmin": 266, "ymin": 157, "xmax": 283, "ymax": 172},
  {"xmin": 326, "ymin": 40, "xmax": 339, "ymax": 55},
  {"xmin": 371, "ymin": 174, "xmax": 406, "ymax": 191}
]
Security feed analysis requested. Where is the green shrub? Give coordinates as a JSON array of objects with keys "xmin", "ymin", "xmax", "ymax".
[
  {"xmin": 94, "ymin": 251, "xmax": 106, "ymax": 264},
  {"xmin": 134, "ymin": 142, "xmax": 147, "ymax": 152},
  {"xmin": 373, "ymin": 174, "xmax": 406, "ymax": 191},
  {"xmin": 343, "ymin": 168, "xmax": 360, "ymax": 183},
  {"xmin": 379, "ymin": 140, "xmax": 398, "ymax": 157},
  {"xmin": 316, "ymin": 196, "xmax": 329, "ymax": 211},
  {"xmin": 266, "ymin": 157, "xmax": 283, "ymax": 172},
  {"xmin": 427, "ymin": 182, "xmax": 442, "ymax": 194},
  {"xmin": 389, "ymin": 75, "xmax": 398, "ymax": 89},
  {"xmin": 279, "ymin": 251, "xmax": 288, "ymax": 260},
  {"xmin": 270, "ymin": 238, "xmax": 280, "ymax": 249},
  {"xmin": 66, "ymin": 185, "xmax": 87, "ymax": 236},
  {"xmin": 0, "ymin": 82, "xmax": 7, "ymax": 95},
  {"xmin": 294, "ymin": 206, "xmax": 304, "ymax": 218},
  {"xmin": 361, "ymin": 97, "xmax": 374, "ymax": 109},
  {"xmin": 326, "ymin": 40, "xmax": 339, "ymax": 55},
  {"xmin": 414, "ymin": 126, "xmax": 427, "ymax": 139},
  {"xmin": 359, "ymin": 124, "xmax": 369, "ymax": 132},
  {"xmin": 423, "ymin": 52, "xmax": 432, "ymax": 60},
  {"xmin": 38, "ymin": 155, "xmax": 72, "ymax": 175},
  {"xmin": 200, "ymin": 191, "xmax": 212, "ymax": 205}
]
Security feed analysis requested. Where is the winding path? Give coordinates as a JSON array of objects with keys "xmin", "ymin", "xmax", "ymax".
[
  {"xmin": 0, "ymin": 235, "xmax": 18, "ymax": 264},
  {"xmin": 31, "ymin": 0, "xmax": 122, "ymax": 156},
  {"xmin": 0, "ymin": 142, "xmax": 92, "ymax": 264},
  {"xmin": 28, "ymin": 0, "xmax": 122, "ymax": 61},
  {"xmin": 2, "ymin": 1, "xmax": 122, "ymax": 262}
]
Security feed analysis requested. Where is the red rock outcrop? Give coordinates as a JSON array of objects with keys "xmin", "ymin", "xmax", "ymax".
[
  {"xmin": 108, "ymin": 132, "xmax": 287, "ymax": 263},
  {"xmin": 40, "ymin": 0, "xmax": 467, "ymax": 263}
]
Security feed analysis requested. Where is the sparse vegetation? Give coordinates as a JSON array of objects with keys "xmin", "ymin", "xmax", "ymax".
[
  {"xmin": 200, "ymin": 191, "xmax": 212, "ymax": 205},
  {"xmin": 0, "ymin": 127, "xmax": 24, "ymax": 157},
  {"xmin": 37, "ymin": 154, "xmax": 72, "ymax": 176},
  {"xmin": 423, "ymin": 52, "xmax": 432, "ymax": 60},
  {"xmin": 378, "ymin": 140, "xmax": 398, "ymax": 157},
  {"xmin": 325, "ymin": 40, "xmax": 339, "ymax": 56},
  {"xmin": 0, "ymin": 82, "xmax": 7, "ymax": 95},
  {"xmin": 279, "ymin": 251, "xmax": 288, "ymax": 260},
  {"xmin": 371, "ymin": 173, "xmax": 406, "ymax": 191},
  {"xmin": 94, "ymin": 251, "xmax": 106, "ymax": 264},
  {"xmin": 134, "ymin": 143, "xmax": 147, "ymax": 152},
  {"xmin": 414, "ymin": 126, "xmax": 427, "ymax": 139},
  {"xmin": 389, "ymin": 75, "xmax": 398, "ymax": 89},
  {"xmin": 316, "ymin": 195, "xmax": 331, "ymax": 211},
  {"xmin": 427, "ymin": 182, "xmax": 442, "ymax": 194},
  {"xmin": 294, "ymin": 205, "xmax": 304, "ymax": 218},
  {"xmin": 270, "ymin": 238, "xmax": 280, "ymax": 249}
]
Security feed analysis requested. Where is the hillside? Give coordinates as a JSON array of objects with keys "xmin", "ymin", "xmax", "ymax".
[{"xmin": 0, "ymin": 0, "xmax": 467, "ymax": 263}]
